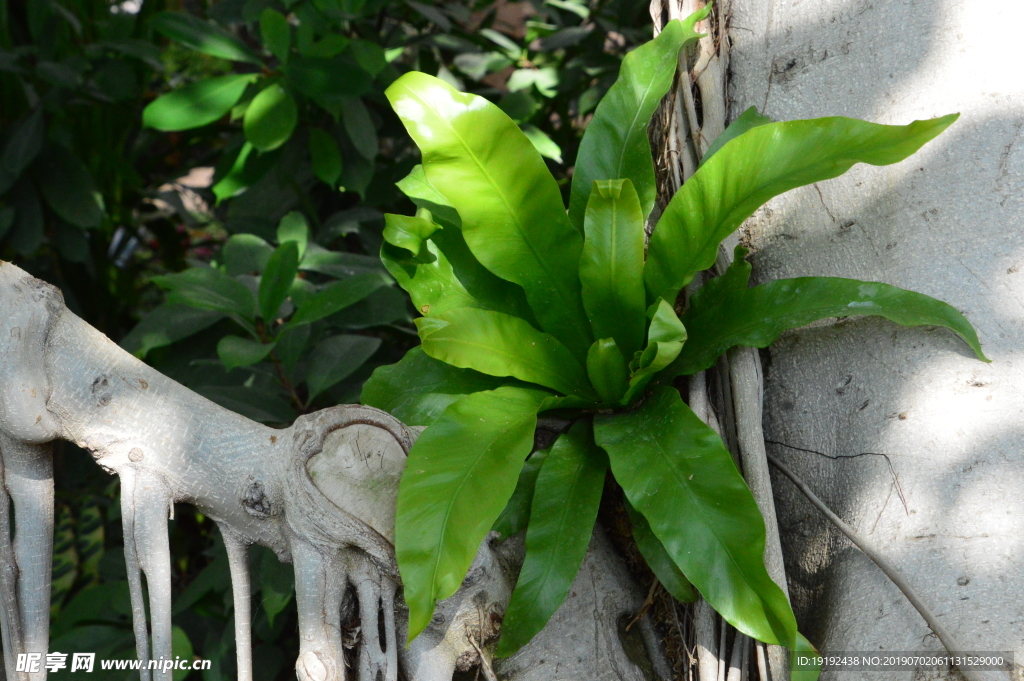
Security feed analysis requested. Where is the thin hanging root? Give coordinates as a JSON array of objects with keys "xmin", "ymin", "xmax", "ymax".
[
  {"xmin": 132, "ymin": 471, "xmax": 175, "ymax": 681},
  {"xmin": 221, "ymin": 529, "xmax": 253, "ymax": 681},
  {"xmin": 0, "ymin": 452, "xmax": 25, "ymax": 681},
  {"xmin": 120, "ymin": 469, "xmax": 152, "ymax": 681},
  {"xmin": 352, "ymin": 553, "xmax": 399, "ymax": 681}
]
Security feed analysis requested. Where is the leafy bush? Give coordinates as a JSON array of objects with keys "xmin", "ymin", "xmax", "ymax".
[{"xmin": 362, "ymin": 11, "xmax": 987, "ymax": 654}]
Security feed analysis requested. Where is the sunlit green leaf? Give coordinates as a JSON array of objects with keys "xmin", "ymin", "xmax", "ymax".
[
  {"xmin": 151, "ymin": 11, "xmax": 261, "ymax": 64},
  {"xmin": 568, "ymin": 11, "xmax": 707, "ymax": 230},
  {"xmin": 665, "ymin": 247, "xmax": 989, "ymax": 378},
  {"xmin": 144, "ymin": 74, "xmax": 257, "ymax": 131},
  {"xmin": 520, "ymin": 124, "xmax": 562, "ymax": 163},
  {"xmin": 594, "ymin": 386, "xmax": 796, "ymax": 645},
  {"xmin": 383, "ymin": 213, "xmax": 437, "ymax": 255},
  {"xmin": 792, "ymin": 632, "xmax": 822, "ymax": 681},
  {"xmin": 645, "ymin": 113, "xmax": 960, "ymax": 304},
  {"xmin": 397, "ymin": 386, "xmax": 552, "ymax": 641},
  {"xmin": 152, "ymin": 267, "xmax": 257, "ymax": 323},
  {"xmin": 497, "ymin": 419, "xmax": 606, "ymax": 657},
  {"xmin": 701, "ymin": 106, "xmax": 772, "ymax": 165},
  {"xmin": 244, "ymin": 83, "xmax": 298, "ymax": 151},
  {"xmin": 580, "ymin": 178, "xmax": 646, "ymax": 358},
  {"xmin": 276, "ymin": 211, "xmax": 309, "ymax": 258},
  {"xmin": 416, "ymin": 308, "xmax": 596, "ymax": 399},
  {"xmin": 386, "ymin": 72, "xmax": 592, "ymax": 357}
]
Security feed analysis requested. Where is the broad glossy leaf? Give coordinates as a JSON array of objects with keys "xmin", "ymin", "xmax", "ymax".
[
  {"xmin": 668, "ymin": 248, "xmax": 988, "ymax": 377},
  {"xmin": 287, "ymin": 272, "xmax": 391, "ymax": 327},
  {"xmin": 144, "ymin": 74, "xmax": 257, "ymax": 131},
  {"xmin": 701, "ymin": 106, "xmax": 772, "ymax": 165},
  {"xmin": 586, "ymin": 338, "xmax": 628, "ymax": 403},
  {"xmin": 792, "ymin": 632, "xmax": 822, "ymax": 681},
  {"xmin": 308, "ymin": 128, "xmax": 342, "ymax": 187},
  {"xmin": 416, "ymin": 308, "xmax": 596, "ymax": 399},
  {"xmin": 580, "ymin": 179, "xmax": 646, "ymax": 358},
  {"xmin": 383, "ymin": 213, "xmax": 438, "ymax": 255},
  {"xmin": 645, "ymin": 113, "xmax": 959, "ymax": 304},
  {"xmin": 33, "ymin": 144, "xmax": 104, "ymax": 228},
  {"xmin": 386, "ymin": 72, "xmax": 592, "ymax": 357},
  {"xmin": 305, "ymin": 334, "xmax": 381, "ymax": 399},
  {"xmin": 0, "ymin": 108, "xmax": 43, "ymax": 194},
  {"xmin": 361, "ymin": 347, "xmax": 504, "ymax": 427},
  {"xmin": 152, "ymin": 267, "xmax": 257, "ymax": 322},
  {"xmin": 497, "ymin": 419, "xmax": 607, "ymax": 657},
  {"xmin": 217, "ymin": 335, "xmax": 275, "ymax": 370},
  {"xmin": 492, "ymin": 448, "xmax": 549, "ymax": 539},
  {"xmin": 621, "ymin": 299, "xmax": 686, "ymax": 404},
  {"xmin": 259, "ymin": 241, "xmax": 299, "ymax": 322},
  {"xmin": 151, "ymin": 12, "xmax": 260, "ymax": 64},
  {"xmin": 397, "ymin": 386, "xmax": 552, "ymax": 641},
  {"xmin": 625, "ymin": 501, "xmax": 696, "ymax": 603},
  {"xmin": 244, "ymin": 83, "xmax": 298, "ymax": 151},
  {"xmin": 276, "ymin": 211, "xmax": 309, "ymax": 258},
  {"xmin": 568, "ymin": 12, "xmax": 707, "ymax": 230},
  {"xmin": 260, "ymin": 9, "xmax": 291, "ymax": 64},
  {"xmin": 395, "ymin": 164, "xmax": 461, "ymax": 228},
  {"xmin": 258, "ymin": 548, "xmax": 295, "ymax": 628},
  {"xmin": 212, "ymin": 141, "xmax": 276, "ymax": 204},
  {"xmin": 594, "ymin": 386, "xmax": 796, "ymax": 645},
  {"xmin": 520, "ymin": 124, "xmax": 562, "ymax": 163},
  {"xmin": 120, "ymin": 304, "xmax": 224, "ymax": 357}
]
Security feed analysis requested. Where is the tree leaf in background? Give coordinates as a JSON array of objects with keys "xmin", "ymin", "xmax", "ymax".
[
  {"xmin": 260, "ymin": 8, "xmax": 291, "ymax": 64},
  {"xmin": 224, "ymin": 233, "xmax": 274, "ymax": 275},
  {"xmin": 492, "ymin": 448, "xmax": 549, "ymax": 539},
  {"xmin": 305, "ymin": 334, "xmax": 382, "ymax": 400},
  {"xmin": 349, "ymin": 39, "xmax": 387, "ymax": 76},
  {"xmin": 308, "ymin": 128, "xmax": 342, "ymax": 188},
  {"xmin": 666, "ymin": 247, "xmax": 989, "ymax": 377},
  {"xmin": 701, "ymin": 106, "xmax": 772, "ymax": 166},
  {"xmin": 6, "ymin": 179, "xmax": 44, "ymax": 256},
  {"xmin": 244, "ymin": 83, "xmax": 298, "ymax": 152},
  {"xmin": 0, "ymin": 206, "xmax": 13, "ymax": 241},
  {"xmin": 50, "ymin": 505, "xmax": 79, "ymax": 617},
  {"xmin": 144, "ymin": 74, "xmax": 257, "ymax": 131},
  {"xmin": 120, "ymin": 304, "xmax": 225, "ymax": 357},
  {"xmin": 341, "ymin": 97, "xmax": 378, "ymax": 160},
  {"xmin": 497, "ymin": 419, "xmax": 606, "ymax": 656},
  {"xmin": 624, "ymin": 500, "xmax": 696, "ymax": 603},
  {"xmin": 171, "ymin": 627, "xmax": 194, "ymax": 681},
  {"xmin": 152, "ymin": 267, "xmax": 257, "ymax": 322},
  {"xmin": 594, "ymin": 386, "xmax": 797, "ymax": 645},
  {"xmin": 212, "ymin": 141, "xmax": 278, "ymax": 204},
  {"xmin": 286, "ymin": 56, "xmax": 372, "ymax": 115},
  {"xmin": 520, "ymin": 124, "xmax": 562, "ymax": 163},
  {"xmin": 361, "ymin": 347, "xmax": 505, "ymax": 427},
  {"xmin": 586, "ymin": 338, "xmax": 629, "ymax": 403},
  {"xmin": 258, "ymin": 547, "xmax": 295, "ymax": 628},
  {"xmin": 33, "ymin": 144, "xmax": 104, "ymax": 228},
  {"xmin": 287, "ymin": 272, "xmax": 391, "ymax": 327},
  {"xmin": 258, "ymin": 241, "xmax": 299, "ymax": 322},
  {"xmin": 386, "ymin": 72, "xmax": 592, "ymax": 358},
  {"xmin": 151, "ymin": 11, "xmax": 261, "ymax": 64},
  {"xmin": 396, "ymin": 386, "xmax": 551, "ymax": 641},
  {"xmin": 416, "ymin": 308, "xmax": 596, "ymax": 399},
  {"xmin": 276, "ymin": 211, "xmax": 309, "ymax": 258},
  {"xmin": 568, "ymin": 11, "xmax": 707, "ymax": 230},
  {"xmin": 0, "ymin": 107, "xmax": 44, "ymax": 194},
  {"xmin": 644, "ymin": 114, "xmax": 959, "ymax": 304},
  {"xmin": 579, "ymin": 178, "xmax": 646, "ymax": 359},
  {"xmin": 217, "ymin": 335, "xmax": 275, "ymax": 370}
]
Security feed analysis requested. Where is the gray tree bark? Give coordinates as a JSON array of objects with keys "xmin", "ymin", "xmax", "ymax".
[{"xmin": 728, "ymin": 0, "xmax": 1024, "ymax": 677}]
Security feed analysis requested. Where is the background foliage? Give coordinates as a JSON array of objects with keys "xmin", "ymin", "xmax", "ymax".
[{"xmin": 0, "ymin": 0, "xmax": 653, "ymax": 677}]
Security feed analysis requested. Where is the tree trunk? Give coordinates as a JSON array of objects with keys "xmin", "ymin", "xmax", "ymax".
[{"xmin": 728, "ymin": 0, "xmax": 1024, "ymax": 673}]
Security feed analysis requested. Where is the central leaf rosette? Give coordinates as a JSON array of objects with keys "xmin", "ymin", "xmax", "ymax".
[{"xmin": 362, "ymin": 7, "xmax": 986, "ymax": 658}]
